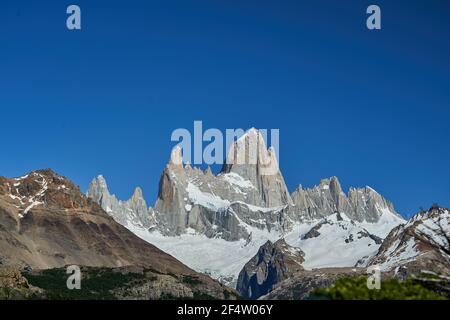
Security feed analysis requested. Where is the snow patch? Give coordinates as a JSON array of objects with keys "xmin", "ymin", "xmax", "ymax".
[
  {"xmin": 186, "ymin": 183, "xmax": 230, "ymax": 211},
  {"xmin": 233, "ymin": 201, "xmax": 285, "ymax": 213},
  {"xmin": 379, "ymin": 237, "xmax": 420, "ymax": 271},
  {"xmin": 16, "ymin": 174, "xmax": 48, "ymax": 218},
  {"xmin": 221, "ymin": 173, "xmax": 255, "ymax": 190}
]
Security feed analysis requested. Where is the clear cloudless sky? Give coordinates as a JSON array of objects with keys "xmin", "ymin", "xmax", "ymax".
[{"xmin": 1, "ymin": 0, "xmax": 449, "ymax": 217}]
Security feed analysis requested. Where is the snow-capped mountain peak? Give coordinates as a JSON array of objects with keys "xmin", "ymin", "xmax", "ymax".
[
  {"xmin": 223, "ymin": 127, "xmax": 280, "ymax": 178},
  {"xmin": 169, "ymin": 144, "xmax": 184, "ymax": 167},
  {"xmin": 86, "ymin": 128, "xmax": 409, "ymax": 287}
]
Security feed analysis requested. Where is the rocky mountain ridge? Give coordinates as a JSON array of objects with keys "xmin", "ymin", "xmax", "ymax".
[
  {"xmin": 88, "ymin": 129, "xmax": 403, "ymax": 241},
  {"xmin": 87, "ymin": 175, "xmax": 157, "ymax": 230}
]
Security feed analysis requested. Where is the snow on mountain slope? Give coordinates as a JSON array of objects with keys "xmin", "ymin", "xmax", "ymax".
[
  {"xmin": 359, "ymin": 205, "xmax": 405, "ymax": 238},
  {"xmin": 127, "ymin": 223, "xmax": 282, "ymax": 287},
  {"xmin": 186, "ymin": 182, "xmax": 230, "ymax": 211},
  {"xmin": 121, "ymin": 211, "xmax": 403, "ymax": 286},
  {"xmin": 367, "ymin": 206, "xmax": 450, "ymax": 275},
  {"xmin": 3, "ymin": 172, "xmax": 50, "ymax": 219},
  {"xmin": 221, "ymin": 172, "xmax": 256, "ymax": 191},
  {"xmin": 284, "ymin": 213, "xmax": 384, "ymax": 269}
]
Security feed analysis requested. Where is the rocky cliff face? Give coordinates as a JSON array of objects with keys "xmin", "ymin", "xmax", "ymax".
[
  {"xmin": 151, "ymin": 129, "xmax": 293, "ymax": 240},
  {"xmin": 152, "ymin": 147, "xmax": 269, "ymax": 241},
  {"xmin": 236, "ymin": 239, "xmax": 304, "ymax": 299},
  {"xmin": 221, "ymin": 128, "xmax": 293, "ymax": 207}
]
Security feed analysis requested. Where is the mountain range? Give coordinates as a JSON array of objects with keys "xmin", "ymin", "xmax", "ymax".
[
  {"xmin": 85, "ymin": 128, "xmax": 450, "ymax": 298},
  {"xmin": 1, "ymin": 128, "xmax": 448, "ymax": 300}
]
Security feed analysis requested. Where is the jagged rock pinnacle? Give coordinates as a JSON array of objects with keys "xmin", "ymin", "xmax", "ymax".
[
  {"xmin": 169, "ymin": 145, "xmax": 183, "ymax": 167},
  {"xmin": 204, "ymin": 166, "xmax": 214, "ymax": 177}
]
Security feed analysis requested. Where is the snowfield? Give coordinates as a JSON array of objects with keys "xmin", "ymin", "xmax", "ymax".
[
  {"xmin": 126, "ymin": 209, "xmax": 404, "ymax": 287},
  {"xmin": 128, "ymin": 224, "xmax": 280, "ymax": 286}
]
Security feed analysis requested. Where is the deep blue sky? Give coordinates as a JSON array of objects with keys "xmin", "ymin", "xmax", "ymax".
[{"xmin": 1, "ymin": 1, "xmax": 449, "ymax": 217}]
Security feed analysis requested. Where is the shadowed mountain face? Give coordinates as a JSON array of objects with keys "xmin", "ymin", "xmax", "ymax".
[
  {"xmin": 0, "ymin": 169, "xmax": 237, "ymax": 299},
  {"xmin": 236, "ymin": 239, "xmax": 304, "ymax": 299}
]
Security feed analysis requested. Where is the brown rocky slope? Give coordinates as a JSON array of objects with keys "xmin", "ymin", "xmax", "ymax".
[{"xmin": 0, "ymin": 169, "xmax": 237, "ymax": 299}]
